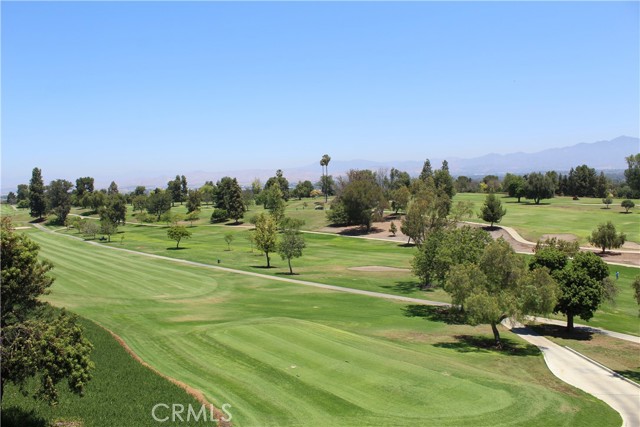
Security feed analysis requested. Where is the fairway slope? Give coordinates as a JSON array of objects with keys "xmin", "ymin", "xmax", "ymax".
[{"xmin": 27, "ymin": 229, "xmax": 621, "ymax": 427}]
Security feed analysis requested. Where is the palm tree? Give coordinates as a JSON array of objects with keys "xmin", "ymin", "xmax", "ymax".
[{"xmin": 320, "ymin": 154, "xmax": 331, "ymax": 202}]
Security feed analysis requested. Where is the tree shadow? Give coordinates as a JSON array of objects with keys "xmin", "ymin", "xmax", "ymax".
[
  {"xmin": 251, "ymin": 265, "xmax": 275, "ymax": 269},
  {"xmin": 528, "ymin": 324, "xmax": 594, "ymax": 341},
  {"xmin": 0, "ymin": 407, "xmax": 48, "ymax": 427},
  {"xmin": 397, "ymin": 242, "xmax": 415, "ymax": 248},
  {"xmin": 433, "ymin": 335, "xmax": 540, "ymax": 356},
  {"xmin": 275, "ymin": 272, "xmax": 299, "ymax": 276},
  {"xmin": 166, "ymin": 247, "xmax": 188, "ymax": 250},
  {"xmin": 29, "ymin": 218, "xmax": 47, "ymax": 224},
  {"xmin": 615, "ymin": 370, "xmax": 640, "ymax": 383},
  {"xmin": 225, "ymin": 221, "xmax": 245, "ymax": 226},
  {"xmin": 381, "ymin": 281, "xmax": 420, "ymax": 294},
  {"xmin": 338, "ymin": 226, "xmax": 383, "ymax": 236},
  {"xmin": 402, "ymin": 305, "xmax": 466, "ymax": 325}
]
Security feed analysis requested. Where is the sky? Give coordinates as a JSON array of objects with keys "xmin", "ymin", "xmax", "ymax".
[{"xmin": 1, "ymin": 1, "xmax": 639, "ymax": 189}]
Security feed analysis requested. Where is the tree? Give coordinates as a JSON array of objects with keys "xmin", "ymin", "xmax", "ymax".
[
  {"xmin": 146, "ymin": 190, "xmax": 172, "ymax": 221},
  {"xmin": 390, "ymin": 186, "xmax": 411, "ymax": 214},
  {"xmin": 46, "ymin": 179, "xmax": 74, "ymax": 224},
  {"xmin": 224, "ymin": 233, "xmax": 234, "ymax": 251},
  {"xmin": 389, "ymin": 221, "xmax": 397, "ymax": 236},
  {"xmin": 624, "ymin": 153, "xmax": 640, "ymax": 194},
  {"xmin": 595, "ymin": 172, "xmax": 608, "ymax": 199},
  {"xmin": 29, "ymin": 167, "xmax": 47, "ymax": 219},
  {"xmin": 327, "ymin": 170, "xmax": 385, "ymax": 230},
  {"xmin": 200, "ymin": 183, "xmax": 216, "ymax": 205},
  {"xmin": 277, "ymin": 218, "xmax": 306, "ymax": 274},
  {"xmin": 133, "ymin": 186, "xmax": 146, "ymax": 196},
  {"xmin": 186, "ymin": 189, "xmax": 202, "ymax": 213},
  {"xmin": 100, "ymin": 219, "xmax": 117, "ymax": 242},
  {"xmin": 75, "ymin": 177, "xmax": 95, "ymax": 201},
  {"xmin": 1, "ymin": 218, "xmax": 93, "ymax": 402},
  {"xmin": 167, "ymin": 175, "xmax": 182, "ymax": 206},
  {"xmin": 224, "ymin": 179, "xmax": 246, "ymax": 223},
  {"xmin": 107, "ymin": 181, "xmax": 119, "ymax": 195},
  {"xmin": 412, "ymin": 226, "xmax": 491, "ymax": 289},
  {"xmin": 264, "ymin": 183, "xmax": 286, "ymax": 225},
  {"xmin": 632, "ymin": 275, "xmax": 640, "ymax": 312},
  {"xmin": 210, "ymin": 208, "xmax": 228, "ymax": 223},
  {"xmin": 6, "ymin": 192, "xmax": 17, "ymax": 205},
  {"xmin": 293, "ymin": 180, "xmax": 314, "ymax": 199},
  {"xmin": 444, "ymin": 239, "xmax": 558, "ymax": 347},
  {"xmin": 81, "ymin": 220, "xmax": 100, "ymax": 240},
  {"xmin": 502, "ymin": 173, "xmax": 526, "ymax": 202},
  {"xmin": 320, "ymin": 154, "xmax": 331, "ymax": 202},
  {"xmin": 16, "ymin": 184, "xmax": 30, "ymax": 204},
  {"xmin": 100, "ymin": 194, "xmax": 127, "ymax": 225},
  {"xmin": 132, "ymin": 195, "xmax": 148, "ymax": 213},
  {"xmin": 254, "ymin": 213, "xmax": 278, "ymax": 268},
  {"xmin": 185, "ymin": 210, "xmax": 200, "ymax": 227},
  {"xmin": 167, "ymin": 225, "xmax": 191, "ymax": 249},
  {"xmin": 180, "ymin": 175, "xmax": 188, "ymax": 203},
  {"xmin": 602, "ymin": 196, "xmax": 612, "ymax": 209},
  {"xmin": 418, "ymin": 159, "xmax": 433, "ymax": 182},
  {"xmin": 524, "ymin": 172, "xmax": 555, "ymax": 204},
  {"xmin": 529, "ymin": 246, "xmax": 569, "ymax": 273},
  {"xmin": 551, "ymin": 251, "xmax": 612, "ymax": 331},
  {"xmin": 479, "ymin": 193, "xmax": 506, "ymax": 227},
  {"xmin": 434, "ymin": 160, "xmax": 456, "ymax": 198},
  {"xmin": 589, "ymin": 221, "xmax": 626, "ymax": 253},
  {"xmin": 621, "ymin": 199, "xmax": 635, "ymax": 213}
]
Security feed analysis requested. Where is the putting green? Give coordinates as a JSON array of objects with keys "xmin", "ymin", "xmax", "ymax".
[{"xmin": 28, "ymin": 229, "xmax": 620, "ymax": 426}]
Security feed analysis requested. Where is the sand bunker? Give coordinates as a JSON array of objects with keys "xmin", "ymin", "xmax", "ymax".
[{"xmin": 348, "ymin": 266, "xmax": 410, "ymax": 272}]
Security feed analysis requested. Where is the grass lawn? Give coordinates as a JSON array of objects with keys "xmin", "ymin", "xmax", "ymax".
[
  {"xmin": 454, "ymin": 193, "xmax": 640, "ymax": 244},
  {"xmin": 22, "ymin": 229, "xmax": 620, "ymax": 427},
  {"xmin": 1, "ymin": 314, "xmax": 213, "ymax": 427},
  {"xmin": 55, "ymin": 215, "xmax": 640, "ymax": 336}
]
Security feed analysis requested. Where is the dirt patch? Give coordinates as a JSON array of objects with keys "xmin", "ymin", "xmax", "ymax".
[
  {"xmin": 541, "ymin": 233, "xmax": 579, "ymax": 242},
  {"xmin": 348, "ymin": 266, "xmax": 410, "ymax": 272},
  {"xmin": 98, "ymin": 324, "xmax": 231, "ymax": 427}
]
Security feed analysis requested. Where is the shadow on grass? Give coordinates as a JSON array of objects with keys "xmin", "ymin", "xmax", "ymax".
[
  {"xmin": 224, "ymin": 221, "xmax": 245, "ymax": 226},
  {"xmin": 29, "ymin": 218, "xmax": 46, "ymax": 224},
  {"xmin": 433, "ymin": 335, "xmax": 540, "ymax": 356},
  {"xmin": 381, "ymin": 281, "xmax": 420, "ymax": 294},
  {"xmin": 397, "ymin": 242, "xmax": 415, "ymax": 248},
  {"xmin": 528, "ymin": 324, "xmax": 594, "ymax": 341},
  {"xmin": 275, "ymin": 272, "xmax": 300, "ymax": 276},
  {"xmin": 336, "ymin": 226, "xmax": 383, "ymax": 236},
  {"xmin": 251, "ymin": 265, "xmax": 275, "ymax": 269},
  {"xmin": 402, "ymin": 305, "xmax": 466, "ymax": 325},
  {"xmin": 0, "ymin": 407, "xmax": 48, "ymax": 427},
  {"xmin": 615, "ymin": 370, "xmax": 640, "ymax": 383},
  {"xmin": 166, "ymin": 247, "xmax": 188, "ymax": 250}
]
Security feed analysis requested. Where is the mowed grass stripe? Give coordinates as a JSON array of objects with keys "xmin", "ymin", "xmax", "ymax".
[{"xmin": 29, "ymin": 230, "xmax": 621, "ymax": 426}]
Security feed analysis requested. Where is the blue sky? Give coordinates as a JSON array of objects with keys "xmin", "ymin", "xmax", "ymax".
[{"xmin": 2, "ymin": 1, "xmax": 638, "ymax": 188}]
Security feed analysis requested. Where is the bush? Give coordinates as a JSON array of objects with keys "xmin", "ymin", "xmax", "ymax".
[
  {"xmin": 326, "ymin": 203, "xmax": 348, "ymax": 225},
  {"xmin": 210, "ymin": 208, "xmax": 228, "ymax": 223},
  {"xmin": 621, "ymin": 199, "xmax": 635, "ymax": 213},
  {"xmin": 16, "ymin": 200, "xmax": 29, "ymax": 209}
]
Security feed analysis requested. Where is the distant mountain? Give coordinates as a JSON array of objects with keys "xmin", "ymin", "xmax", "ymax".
[
  {"xmin": 106, "ymin": 135, "xmax": 640, "ymax": 190},
  {"xmin": 2, "ymin": 136, "xmax": 637, "ymax": 194}
]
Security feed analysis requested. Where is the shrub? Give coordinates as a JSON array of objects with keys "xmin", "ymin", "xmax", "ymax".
[{"xmin": 210, "ymin": 208, "xmax": 228, "ymax": 223}]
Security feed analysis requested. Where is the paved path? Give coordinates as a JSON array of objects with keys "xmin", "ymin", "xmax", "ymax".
[
  {"xmin": 32, "ymin": 224, "xmax": 640, "ymax": 425},
  {"xmin": 528, "ymin": 316, "xmax": 640, "ymax": 344},
  {"xmin": 505, "ymin": 321, "xmax": 640, "ymax": 427}
]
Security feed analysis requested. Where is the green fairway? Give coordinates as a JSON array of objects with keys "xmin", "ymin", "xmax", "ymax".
[
  {"xmin": 25, "ymin": 229, "xmax": 620, "ymax": 426},
  {"xmin": 56, "ymin": 216, "xmax": 640, "ymax": 336},
  {"xmin": 454, "ymin": 193, "xmax": 640, "ymax": 244}
]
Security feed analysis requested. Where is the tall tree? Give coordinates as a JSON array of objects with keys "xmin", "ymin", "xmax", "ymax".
[
  {"xmin": 186, "ymin": 189, "xmax": 202, "ymax": 213},
  {"xmin": 147, "ymin": 190, "xmax": 172, "ymax": 221},
  {"xmin": 16, "ymin": 184, "xmax": 30, "ymax": 204},
  {"xmin": 6, "ymin": 192, "xmax": 17, "ymax": 205},
  {"xmin": 320, "ymin": 154, "xmax": 331, "ymax": 202},
  {"xmin": 107, "ymin": 181, "xmax": 119, "ymax": 195},
  {"xmin": 327, "ymin": 170, "xmax": 385, "ymax": 230},
  {"xmin": 100, "ymin": 194, "xmax": 127, "ymax": 225},
  {"xmin": 588, "ymin": 221, "xmax": 626, "ymax": 253},
  {"xmin": 265, "ymin": 170, "xmax": 290, "ymax": 201},
  {"xmin": 47, "ymin": 179, "xmax": 74, "ymax": 224},
  {"xmin": 254, "ymin": 213, "xmax": 278, "ymax": 268},
  {"xmin": 167, "ymin": 175, "xmax": 182, "ymax": 206},
  {"xmin": 524, "ymin": 172, "xmax": 555, "ymax": 204},
  {"xmin": 133, "ymin": 186, "xmax": 146, "ymax": 196},
  {"xmin": 502, "ymin": 173, "xmax": 526, "ymax": 202},
  {"xmin": 624, "ymin": 153, "xmax": 640, "ymax": 195},
  {"xmin": 264, "ymin": 183, "xmax": 286, "ymax": 225},
  {"xmin": 550, "ymin": 251, "xmax": 613, "ymax": 331},
  {"xmin": 29, "ymin": 167, "xmax": 47, "ymax": 219},
  {"xmin": 1, "ymin": 218, "xmax": 93, "ymax": 402},
  {"xmin": 434, "ymin": 160, "xmax": 456, "ymax": 198},
  {"xmin": 225, "ymin": 179, "xmax": 246, "ymax": 223},
  {"xmin": 480, "ymin": 193, "xmax": 506, "ymax": 227},
  {"xmin": 418, "ymin": 159, "xmax": 433, "ymax": 183},
  {"xmin": 445, "ymin": 239, "xmax": 558, "ymax": 347}
]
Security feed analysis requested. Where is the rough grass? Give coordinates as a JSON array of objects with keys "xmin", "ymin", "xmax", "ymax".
[
  {"xmin": 454, "ymin": 193, "xmax": 640, "ymax": 244},
  {"xmin": 1, "ymin": 315, "xmax": 212, "ymax": 427},
  {"xmin": 22, "ymin": 230, "xmax": 621, "ymax": 427}
]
